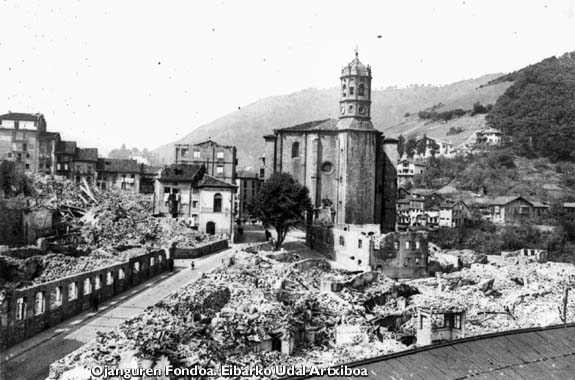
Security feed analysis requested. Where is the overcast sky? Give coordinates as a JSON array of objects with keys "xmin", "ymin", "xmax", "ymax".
[{"xmin": 1, "ymin": 0, "xmax": 574, "ymax": 155}]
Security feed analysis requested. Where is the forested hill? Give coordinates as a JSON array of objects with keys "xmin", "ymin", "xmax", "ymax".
[{"xmin": 486, "ymin": 51, "xmax": 575, "ymax": 162}]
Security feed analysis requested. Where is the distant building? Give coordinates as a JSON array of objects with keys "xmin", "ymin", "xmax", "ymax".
[
  {"xmin": 54, "ymin": 141, "xmax": 77, "ymax": 179},
  {"xmin": 397, "ymin": 158, "xmax": 427, "ymax": 186},
  {"xmin": 414, "ymin": 136, "xmax": 455, "ymax": 159},
  {"xmin": 154, "ymin": 164, "xmax": 236, "ymax": 237},
  {"xmin": 96, "ymin": 158, "xmax": 155, "ymax": 193},
  {"xmin": 174, "ymin": 139, "xmax": 237, "ymax": 184},
  {"xmin": 487, "ymin": 196, "xmax": 549, "ymax": 225},
  {"xmin": 476, "ymin": 128, "xmax": 503, "ymax": 145},
  {"xmin": 438, "ymin": 200, "xmax": 471, "ymax": 228},
  {"xmin": 72, "ymin": 148, "xmax": 98, "ymax": 184},
  {"xmin": 236, "ymin": 169, "xmax": 262, "ymax": 221},
  {"xmin": 0, "ymin": 112, "xmax": 60, "ymax": 175}
]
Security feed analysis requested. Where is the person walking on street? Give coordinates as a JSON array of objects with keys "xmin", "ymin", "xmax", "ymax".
[{"xmin": 191, "ymin": 261, "xmax": 195, "ymax": 270}]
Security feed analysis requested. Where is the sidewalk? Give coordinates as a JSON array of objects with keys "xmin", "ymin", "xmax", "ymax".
[{"xmin": 0, "ymin": 246, "xmax": 237, "ymax": 380}]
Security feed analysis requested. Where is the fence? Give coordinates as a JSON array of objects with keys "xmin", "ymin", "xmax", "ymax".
[{"xmin": 0, "ymin": 249, "xmax": 173, "ymax": 350}]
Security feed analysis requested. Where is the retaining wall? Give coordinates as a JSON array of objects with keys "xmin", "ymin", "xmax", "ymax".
[{"xmin": 0, "ymin": 249, "xmax": 173, "ymax": 350}]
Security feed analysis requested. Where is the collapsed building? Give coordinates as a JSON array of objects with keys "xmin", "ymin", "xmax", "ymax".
[
  {"xmin": 45, "ymin": 239, "xmax": 575, "ymax": 379},
  {"xmin": 0, "ymin": 175, "xmax": 226, "ymax": 350},
  {"xmin": 309, "ymin": 224, "xmax": 429, "ymax": 279}
]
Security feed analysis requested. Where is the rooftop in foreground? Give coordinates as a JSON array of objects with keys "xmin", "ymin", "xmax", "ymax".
[{"xmin": 294, "ymin": 323, "xmax": 575, "ymax": 380}]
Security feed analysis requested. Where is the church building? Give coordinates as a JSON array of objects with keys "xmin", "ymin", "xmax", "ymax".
[{"xmin": 262, "ymin": 53, "xmax": 397, "ymax": 233}]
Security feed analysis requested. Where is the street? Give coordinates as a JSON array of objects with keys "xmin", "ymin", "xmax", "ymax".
[{"xmin": 0, "ymin": 246, "xmax": 237, "ymax": 380}]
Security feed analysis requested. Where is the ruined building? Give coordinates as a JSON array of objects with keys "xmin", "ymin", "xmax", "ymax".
[
  {"xmin": 0, "ymin": 112, "xmax": 60, "ymax": 175},
  {"xmin": 262, "ymin": 53, "xmax": 397, "ymax": 232},
  {"xmin": 174, "ymin": 139, "xmax": 237, "ymax": 185}
]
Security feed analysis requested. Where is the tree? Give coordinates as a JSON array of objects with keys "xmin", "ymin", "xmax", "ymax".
[
  {"xmin": 405, "ymin": 137, "xmax": 417, "ymax": 158},
  {"xmin": 397, "ymin": 135, "xmax": 405, "ymax": 158},
  {"xmin": 248, "ymin": 172, "xmax": 312, "ymax": 250},
  {"xmin": 416, "ymin": 135, "xmax": 427, "ymax": 156}
]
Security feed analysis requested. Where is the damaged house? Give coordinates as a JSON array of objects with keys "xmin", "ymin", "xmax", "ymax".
[{"xmin": 153, "ymin": 164, "xmax": 236, "ymax": 236}]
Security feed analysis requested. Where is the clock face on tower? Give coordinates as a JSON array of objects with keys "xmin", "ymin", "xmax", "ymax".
[{"xmin": 359, "ymin": 106, "xmax": 366, "ymax": 115}]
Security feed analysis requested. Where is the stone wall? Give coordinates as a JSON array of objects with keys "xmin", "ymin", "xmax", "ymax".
[
  {"xmin": 306, "ymin": 225, "xmax": 334, "ymax": 259},
  {"xmin": 173, "ymin": 239, "xmax": 229, "ymax": 259},
  {"xmin": 0, "ymin": 249, "xmax": 172, "ymax": 350}
]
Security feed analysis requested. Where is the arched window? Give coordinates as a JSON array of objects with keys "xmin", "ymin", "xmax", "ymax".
[
  {"xmin": 35, "ymin": 292, "xmax": 45, "ymax": 315},
  {"xmin": 118, "ymin": 268, "xmax": 125, "ymax": 280},
  {"xmin": 150, "ymin": 257, "xmax": 156, "ymax": 267},
  {"xmin": 68, "ymin": 282, "xmax": 78, "ymax": 301},
  {"xmin": 16, "ymin": 297, "xmax": 27, "ymax": 320},
  {"xmin": 213, "ymin": 193, "xmax": 222, "ymax": 212},
  {"xmin": 95, "ymin": 276, "xmax": 102, "ymax": 290},
  {"xmin": 291, "ymin": 142, "xmax": 300, "ymax": 158},
  {"xmin": 51, "ymin": 286, "xmax": 63, "ymax": 309},
  {"xmin": 106, "ymin": 272, "xmax": 114, "ymax": 285},
  {"xmin": 158, "ymin": 255, "xmax": 163, "ymax": 263},
  {"xmin": 84, "ymin": 278, "xmax": 92, "ymax": 295},
  {"xmin": 133, "ymin": 262, "xmax": 141, "ymax": 273}
]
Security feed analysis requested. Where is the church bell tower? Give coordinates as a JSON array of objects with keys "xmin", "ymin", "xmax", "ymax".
[{"xmin": 339, "ymin": 50, "xmax": 372, "ymax": 121}]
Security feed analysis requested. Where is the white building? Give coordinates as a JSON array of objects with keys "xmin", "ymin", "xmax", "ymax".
[
  {"xmin": 438, "ymin": 201, "xmax": 471, "ymax": 228},
  {"xmin": 476, "ymin": 128, "xmax": 503, "ymax": 145},
  {"xmin": 154, "ymin": 164, "xmax": 236, "ymax": 237}
]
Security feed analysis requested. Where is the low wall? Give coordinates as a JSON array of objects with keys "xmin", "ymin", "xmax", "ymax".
[
  {"xmin": 173, "ymin": 239, "xmax": 228, "ymax": 259},
  {"xmin": 0, "ymin": 249, "xmax": 173, "ymax": 351}
]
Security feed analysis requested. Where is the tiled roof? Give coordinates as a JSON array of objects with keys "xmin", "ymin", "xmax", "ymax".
[
  {"xmin": 97, "ymin": 158, "xmax": 141, "ymax": 173},
  {"xmin": 278, "ymin": 119, "xmax": 338, "ymax": 132},
  {"xmin": 198, "ymin": 175, "xmax": 236, "ymax": 189},
  {"xmin": 159, "ymin": 164, "xmax": 204, "ymax": 182},
  {"xmin": 478, "ymin": 127, "xmax": 503, "ymax": 135},
  {"xmin": 74, "ymin": 148, "xmax": 98, "ymax": 162},
  {"xmin": 56, "ymin": 141, "xmax": 77, "ymax": 155},
  {"xmin": 488, "ymin": 196, "xmax": 522, "ymax": 206},
  {"xmin": 0, "ymin": 112, "xmax": 44, "ymax": 122}
]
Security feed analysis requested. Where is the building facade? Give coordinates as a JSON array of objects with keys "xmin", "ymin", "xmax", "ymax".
[
  {"xmin": 72, "ymin": 148, "xmax": 98, "ymax": 184},
  {"xmin": 263, "ymin": 53, "xmax": 397, "ymax": 233},
  {"xmin": 153, "ymin": 164, "xmax": 236, "ymax": 237},
  {"xmin": 174, "ymin": 139, "xmax": 237, "ymax": 184},
  {"xmin": 236, "ymin": 170, "xmax": 262, "ymax": 221},
  {"xmin": 0, "ymin": 112, "xmax": 60, "ymax": 175},
  {"xmin": 96, "ymin": 159, "xmax": 144, "ymax": 192}
]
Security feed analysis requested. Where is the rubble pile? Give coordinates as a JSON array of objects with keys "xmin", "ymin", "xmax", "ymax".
[{"xmin": 47, "ymin": 246, "xmax": 575, "ymax": 380}]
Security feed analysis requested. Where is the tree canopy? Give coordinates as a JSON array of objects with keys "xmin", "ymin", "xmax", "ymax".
[
  {"xmin": 487, "ymin": 52, "xmax": 575, "ymax": 162},
  {"xmin": 248, "ymin": 172, "xmax": 312, "ymax": 250}
]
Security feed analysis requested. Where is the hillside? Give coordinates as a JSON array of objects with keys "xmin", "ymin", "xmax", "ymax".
[
  {"xmin": 486, "ymin": 51, "xmax": 575, "ymax": 162},
  {"xmin": 154, "ymin": 74, "xmax": 507, "ymax": 168}
]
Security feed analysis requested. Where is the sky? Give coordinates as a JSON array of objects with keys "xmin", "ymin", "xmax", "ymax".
[{"xmin": 1, "ymin": 0, "xmax": 574, "ymax": 155}]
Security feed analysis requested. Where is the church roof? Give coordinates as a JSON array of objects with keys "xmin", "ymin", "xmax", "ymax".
[
  {"xmin": 336, "ymin": 118, "xmax": 376, "ymax": 131},
  {"xmin": 277, "ymin": 119, "xmax": 338, "ymax": 132}
]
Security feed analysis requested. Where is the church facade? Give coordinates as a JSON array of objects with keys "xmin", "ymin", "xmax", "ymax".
[{"xmin": 262, "ymin": 53, "xmax": 397, "ymax": 233}]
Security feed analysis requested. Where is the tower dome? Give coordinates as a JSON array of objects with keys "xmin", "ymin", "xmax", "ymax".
[
  {"xmin": 341, "ymin": 52, "xmax": 371, "ymax": 77},
  {"xmin": 337, "ymin": 50, "xmax": 374, "ymax": 129}
]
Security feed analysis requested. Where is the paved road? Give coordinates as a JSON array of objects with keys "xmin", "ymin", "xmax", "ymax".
[{"xmin": 0, "ymin": 246, "xmax": 237, "ymax": 380}]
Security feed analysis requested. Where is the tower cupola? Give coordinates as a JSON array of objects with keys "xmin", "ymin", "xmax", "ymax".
[{"xmin": 339, "ymin": 50, "xmax": 372, "ymax": 121}]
